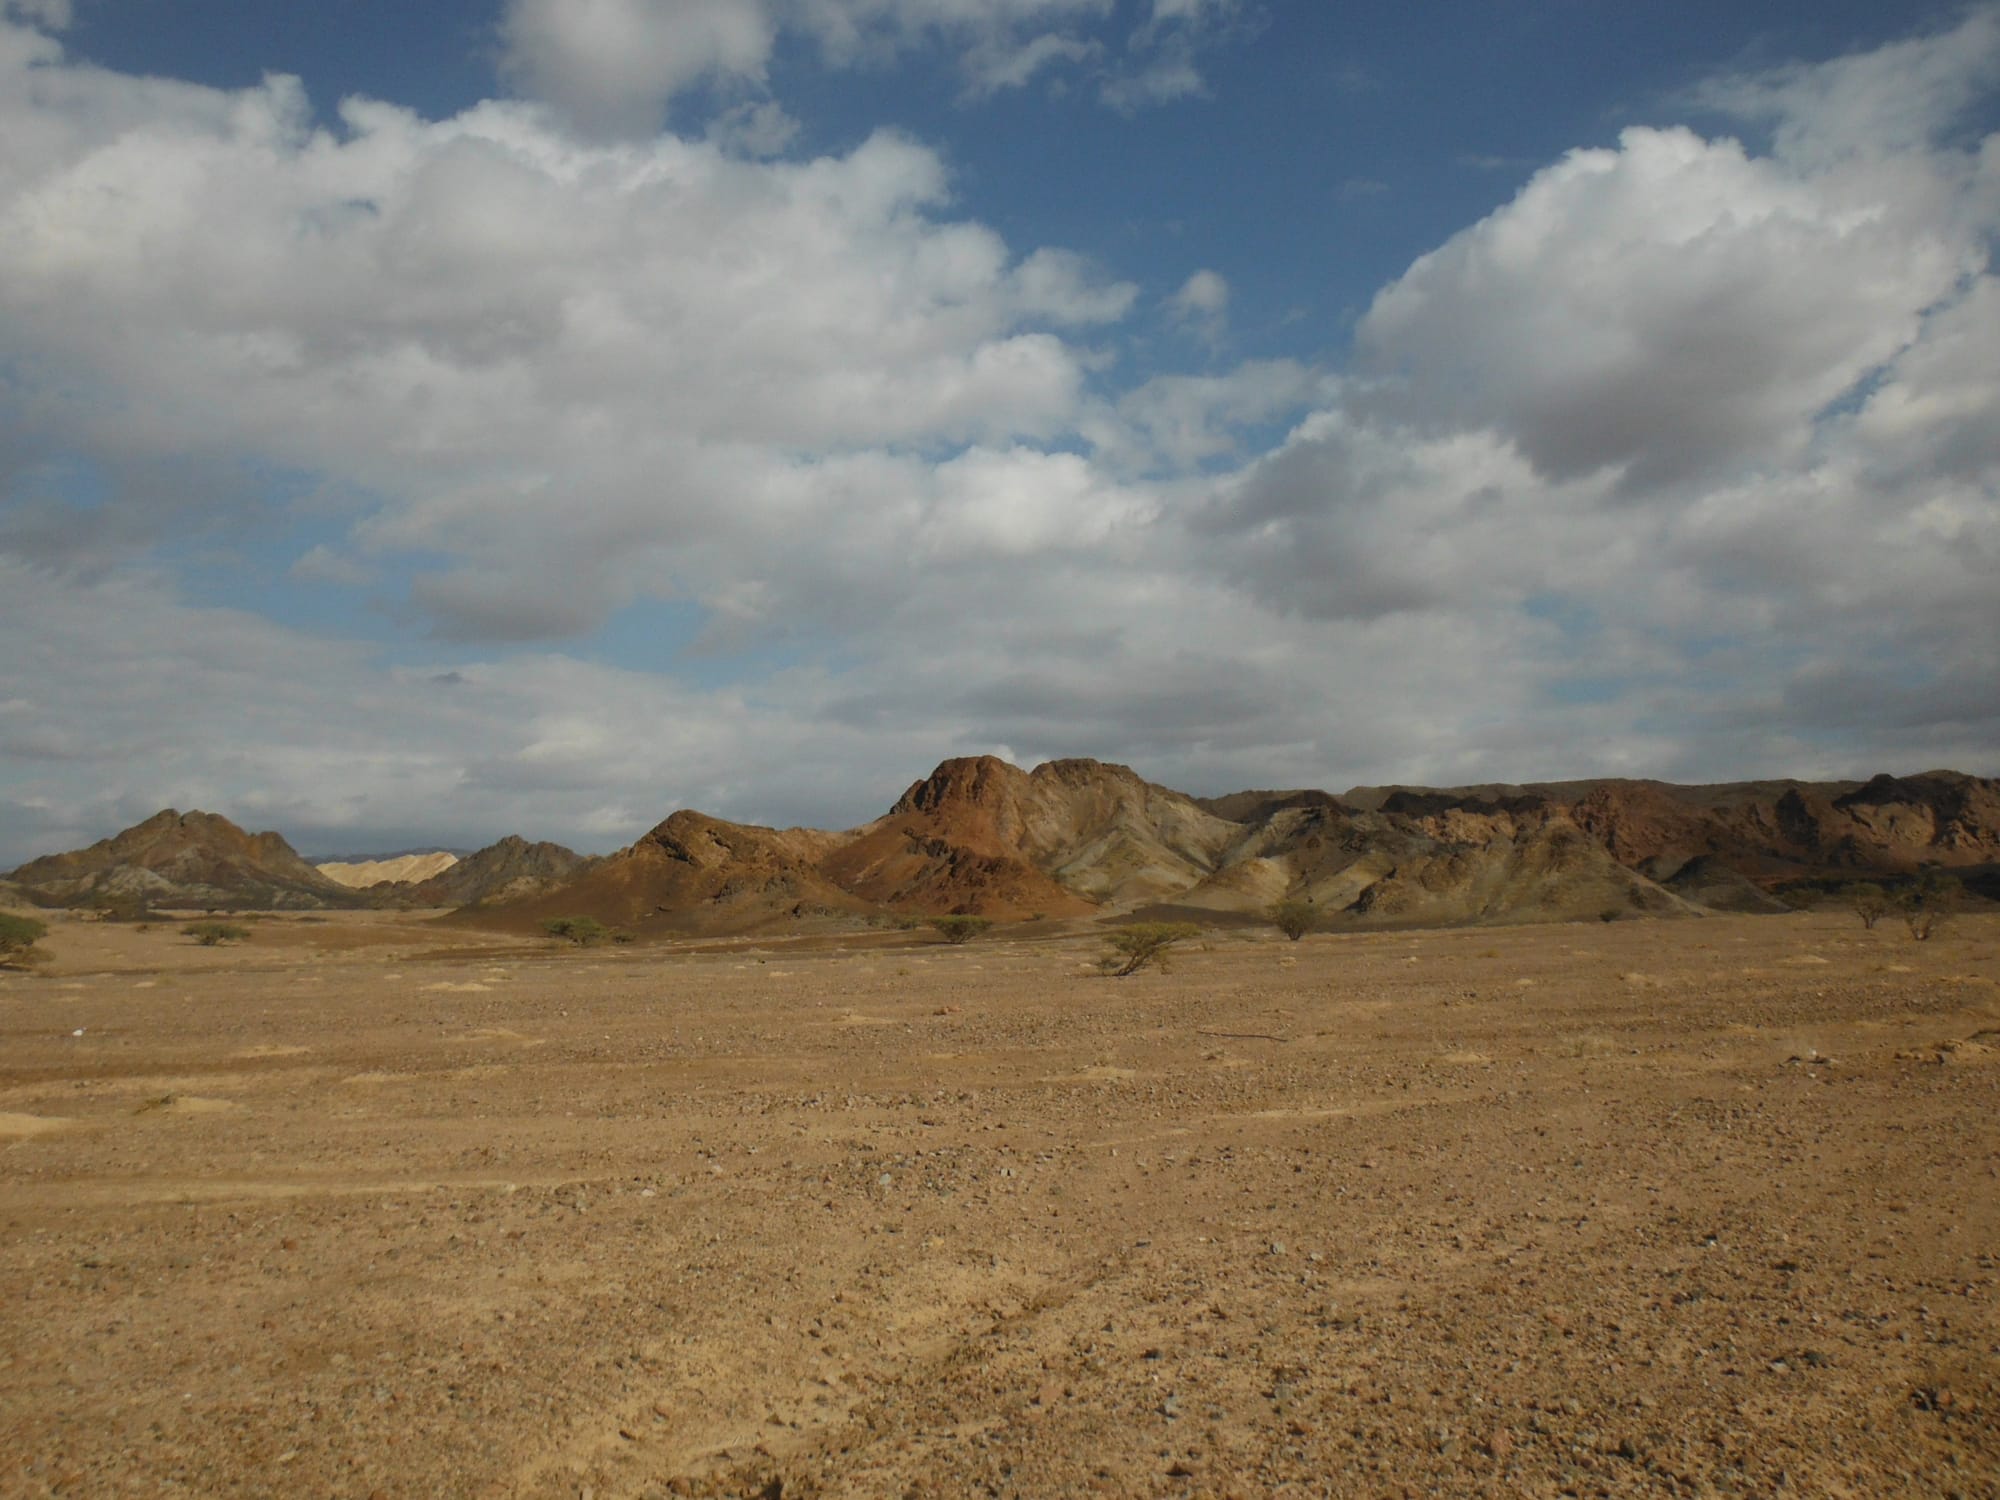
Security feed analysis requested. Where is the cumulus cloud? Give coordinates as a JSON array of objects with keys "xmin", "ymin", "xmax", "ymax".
[
  {"xmin": 1356, "ymin": 125, "xmax": 1973, "ymax": 488},
  {"xmin": 498, "ymin": 0, "xmax": 777, "ymax": 138},
  {"xmin": 2, "ymin": 10, "xmax": 1998, "ymax": 864}
]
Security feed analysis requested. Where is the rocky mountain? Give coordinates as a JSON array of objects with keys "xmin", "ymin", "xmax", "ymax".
[
  {"xmin": 822, "ymin": 757, "xmax": 1237, "ymax": 918},
  {"xmin": 454, "ymin": 812, "xmax": 862, "ymax": 934},
  {"xmin": 396, "ymin": 836, "xmax": 597, "ymax": 908},
  {"xmin": 466, "ymin": 756, "xmax": 1766, "ymax": 936},
  {"xmin": 7, "ymin": 809, "xmax": 368, "ymax": 911},
  {"xmin": 18, "ymin": 764, "xmax": 1991, "ymax": 932}
]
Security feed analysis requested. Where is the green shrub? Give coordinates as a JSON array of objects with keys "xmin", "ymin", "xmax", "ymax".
[
  {"xmin": 1900, "ymin": 872, "xmax": 1961, "ymax": 942},
  {"xmin": 0, "ymin": 911, "xmax": 48, "ymax": 963},
  {"xmin": 542, "ymin": 916, "xmax": 611, "ymax": 946},
  {"xmin": 1100, "ymin": 922, "xmax": 1201, "ymax": 977},
  {"xmin": 1843, "ymin": 882, "xmax": 1890, "ymax": 930},
  {"xmin": 182, "ymin": 922, "xmax": 249, "ymax": 946},
  {"xmin": 1268, "ymin": 897, "xmax": 1317, "ymax": 942},
  {"xmin": 927, "ymin": 915, "xmax": 994, "ymax": 945}
]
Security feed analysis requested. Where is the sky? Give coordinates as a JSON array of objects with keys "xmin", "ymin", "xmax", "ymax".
[{"xmin": 1, "ymin": 0, "xmax": 1997, "ymax": 864}]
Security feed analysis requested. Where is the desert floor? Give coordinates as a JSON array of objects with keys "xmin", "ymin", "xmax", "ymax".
[{"xmin": 1, "ymin": 910, "xmax": 1996, "ymax": 1499}]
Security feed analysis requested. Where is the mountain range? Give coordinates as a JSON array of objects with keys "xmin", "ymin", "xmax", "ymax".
[{"xmin": 6, "ymin": 761, "xmax": 1994, "ymax": 931}]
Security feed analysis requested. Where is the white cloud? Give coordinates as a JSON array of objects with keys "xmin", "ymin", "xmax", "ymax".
[
  {"xmin": 1, "ymin": 0, "xmax": 68, "ymax": 29},
  {"xmin": 1165, "ymin": 267, "xmax": 1229, "ymax": 342},
  {"xmin": 498, "ymin": 0, "xmax": 775, "ymax": 138},
  {"xmin": 706, "ymin": 98, "xmax": 801, "ymax": 156},
  {"xmin": 1098, "ymin": 359, "xmax": 1324, "ymax": 470},
  {"xmin": 1101, "ymin": 0, "xmax": 1250, "ymax": 112},
  {"xmin": 958, "ymin": 30, "xmax": 1101, "ymax": 99},
  {"xmin": 1357, "ymin": 125, "xmax": 1973, "ymax": 487},
  {"xmin": 0, "ymin": 39, "xmax": 1122, "ymax": 642},
  {"xmin": 3, "ymin": 10, "xmax": 1999, "ymax": 866},
  {"xmin": 1697, "ymin": 5, "xmax": 2000, "ymax": 168}
]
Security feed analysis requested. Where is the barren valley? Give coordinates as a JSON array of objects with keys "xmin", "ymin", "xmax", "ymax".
[{"xmin": 2, "ymin": 908, "xmax": 1996, "ymax": 1498}]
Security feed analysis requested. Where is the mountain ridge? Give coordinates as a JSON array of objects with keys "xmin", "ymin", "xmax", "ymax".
[{"xmin": 11, "ymin": 762, "xmax": 1995, "ymax": 929}]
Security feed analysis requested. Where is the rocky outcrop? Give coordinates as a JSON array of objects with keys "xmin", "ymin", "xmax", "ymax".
[
  {"xmin": 822, "ymin": 757, "xmax": 1239, "ymax": 917},
  {"xmin": 399, "ymin": 836, "xmax": 595, "ymax": 908}
]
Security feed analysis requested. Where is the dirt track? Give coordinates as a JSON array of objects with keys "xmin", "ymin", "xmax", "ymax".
[{"xmin": 2, "ymin": 911, "xmax": 1996, "ymax": 1498}]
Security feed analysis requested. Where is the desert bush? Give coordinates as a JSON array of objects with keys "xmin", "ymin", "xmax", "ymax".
[
  {"xmin": 1100, "ymin": 922, "xmax": 1201, "ymax": 977},
  {"xmin": 1268, "ymin": 897, "xmax": 1317, "ymax": 942},
  {"xmin": 927, "ymin": 915, "xmax": 993, "ymax": 945},
  {"xmin": 1844, "ymin": 882, "xmax": 1891, "ymax": 930},
  {"xmin": 182, "ymin": 922, "xmax": 249, "ymax": 946},
  {"xmin": 0, "ymin": 911, "xmax": 48, "ymax": 964},
  {"xmin": 1900, "ymin": 872, "xmax": 1961, "ymax": 942},
  {"xmin": 542, "ymin": 916, "xmax": 611, "ymax": 946}
]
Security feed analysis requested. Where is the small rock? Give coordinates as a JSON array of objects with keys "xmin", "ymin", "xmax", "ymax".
[{"xmin": 1488, "ymin": 1430, "xmax": 1514, "ymax": 1462}]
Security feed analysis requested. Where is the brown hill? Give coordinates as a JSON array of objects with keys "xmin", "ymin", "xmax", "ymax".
[
  {"xmin": 1546, "ymin": 773, "xmax": 2000, "ymax": 879},
  {"xmin": 7, "ymin": 810, "xmax": 367, "ymax": 911},
  {"xmin": 1653, "ymin": 855, "xmax": 1795, "ymax": 915},
  {"xmin": 396, "ymin": 836, "xmax": 595, "ymax": 908},
  {"xmin": 460, "ymin": 812, "xmax": 865, "ymax": 936},
  {"xmin": 1166, "ymin": 799, "xmax": 1691, "ymax": 926}
]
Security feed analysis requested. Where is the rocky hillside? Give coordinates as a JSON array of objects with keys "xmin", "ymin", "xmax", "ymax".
[
  {"xmin": 396, "ymin": 836, "xmax": 596, "ymax": 908},
  {"xmin": 457, "ymin": 812, "xmax": 862, "ymax": 934},
  {"xmin": 18, "ymin": 764, "xmax": 1991, "ymax": 931},
  {"xmin": 7, "ymin": 810, "xmax": 368, "ymax": 911}
]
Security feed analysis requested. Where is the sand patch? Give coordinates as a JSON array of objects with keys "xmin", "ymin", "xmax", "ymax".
[
  {"xmin": 423, "ymin": 981, "xmax": 491, "ymax": 993},
  {"xmin": 0, "ymin": 1112, "xmax": 70, "ymax": 1139}
]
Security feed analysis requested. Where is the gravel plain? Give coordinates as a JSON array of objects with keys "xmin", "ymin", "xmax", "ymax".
[{"xmin": 2, "ymin": 909, "xmax": 1996, "ymax": 1498}]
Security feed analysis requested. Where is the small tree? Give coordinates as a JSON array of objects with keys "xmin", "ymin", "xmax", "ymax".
[
  {"xmin": 1268, "ymin": 897, "xmax": 1317, "ymax": 942},
  {"xmin": 1100, "ymin": 922, "xmax": 1200, "ymax": 977},
  {"xmin": 0, "ymin": 912, "xmax": 48, "ymax": 965},
  {"xmin": 543, "ymin": 915, "xmax": 611, "ymax": 946},
  {"xmin": 1900, "ymin": 872, "xmax": 1961, "ymax": 942},
  {"xmin": 182, "ymin": 922, "xmax": 249, "ymax": 946},
  {"xmin": 1844, "ymin": 882, "xmax": 1890, "ymax": 930},
  {"xmin": 927, "ymin": 915, "xmax": 993, "ymax": 945}
]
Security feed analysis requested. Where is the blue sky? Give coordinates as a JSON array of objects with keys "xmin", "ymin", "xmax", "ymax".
[{"xmin": 1, "ymin": 0, "xmax": 1996, "ymax": 862}]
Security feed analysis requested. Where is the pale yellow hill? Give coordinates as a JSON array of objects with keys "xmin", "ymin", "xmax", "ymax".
[{"xmin": 316, "ymin": 852, "xmax": 459, "ymax": 889}]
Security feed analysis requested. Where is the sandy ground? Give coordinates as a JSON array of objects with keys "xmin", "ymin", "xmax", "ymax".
[{"xmin": 1, "ymin": 909, "xmax": 1996, "ymax": 1499}]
